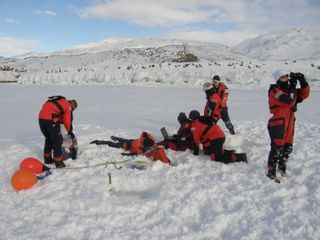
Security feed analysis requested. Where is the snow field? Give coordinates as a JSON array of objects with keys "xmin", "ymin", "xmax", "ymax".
[{"xmin": 0, "ymin": 86, "xmax": 319, "ymax": 239}]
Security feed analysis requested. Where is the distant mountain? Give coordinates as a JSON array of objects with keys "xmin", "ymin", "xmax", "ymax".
[
  {"xmin": 233, "ymin": 28, "xmax": 320, "ymax": 61},
  {"xmin": 5, "ymin": 28, "xmax": 320, "ymax": 63},
  {"xmin": 15, "ymin": 38, "xmax": 234, "ymax": 58},
  {"xmin": 1, "ymin": 29, "xmax": 320, "ymax": 87},
  {"xmin": 3, "ymin": 38, "xmax": 247, "ymax": 72},
  {"xmin": 58, "ymin": 38, "xmax": 219, "ymax": 55}
]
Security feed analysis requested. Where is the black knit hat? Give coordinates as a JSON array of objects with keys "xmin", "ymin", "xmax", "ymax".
[
  {"xmin": 212, "ymin": 75, "xmax": 220, "ymax": 81},
  {"xmin": 143, "ymin": 137, "xmax": 155, "ymax": 147},
  {"xmin": 177, "ymin": 112, "xmax": 187, "ymax": 124},
  {"xmin": 68, "ymin": 99, "xmax": 78, "ymax": 111},
  {"xmin": 142, "ymin": 132, "xmax": 155, "ymax": 147},
  {"xmin": 188, "ymin": 110, "xmax": 200, "ymax": 121}
]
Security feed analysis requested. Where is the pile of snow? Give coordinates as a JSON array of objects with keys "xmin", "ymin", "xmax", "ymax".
[
  {"xmin": 0, "ymin": 71, "xmax": 19, "ymax": 82},
  {"xmin": 0, "ymin": 86, "xmax": 319, "ymax": 239},
  {"xmin": 13, "ymin": 60, "xmax": 320, "ymax": 89}
]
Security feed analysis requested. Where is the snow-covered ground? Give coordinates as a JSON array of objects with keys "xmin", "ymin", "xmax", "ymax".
[{"xmin": 0, "ymin": 85, "xmax": 319, "ymax": 239}]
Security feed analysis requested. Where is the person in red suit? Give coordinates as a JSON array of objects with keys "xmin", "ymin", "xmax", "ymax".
[
  {"xmin": 211, "ymin": 75, "xmax": 235, "ymax": 134},
  {"xmin": 189, "ymin": 110, "xmax": 247, "ymax": 163},
  {"xmin": 158, "ymin": 112, "xmax": 195, "ymax": 151},
  {"xmin": 38, "ymin": 96, "xmax": 78, "ymax": 168},
  {"xmin": 203, "ymin": 82, "xmax": 222, "ymax": 124},
  {"xmin": 267, "ymin": 70, "xmax": 310, "ymax": 181},
  {"xmin": 90, "ymin": 132, "xmax": 171, "ymax": 165}
]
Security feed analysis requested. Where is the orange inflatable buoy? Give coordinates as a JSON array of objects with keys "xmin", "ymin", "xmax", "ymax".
[
  {"xmin": 11, "ymin": 170, "xmax": 37, "ymax": 191},
  {"xmin": 20, "ymin": 157, "xmax": 44, "ymax": 174}
]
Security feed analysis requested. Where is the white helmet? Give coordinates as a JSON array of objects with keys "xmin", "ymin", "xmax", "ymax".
[
  {"xmin": 272, "ymin": 70, "xmax": 288, "ymax": 81},
  {"xmin": 202, "ymin": 82, "xmax": 213, "ymax": 92}
]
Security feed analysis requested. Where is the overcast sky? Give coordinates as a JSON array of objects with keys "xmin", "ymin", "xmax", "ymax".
[{"xmin": 1, "ymin": 0, "xmax": 319, "ymax": 57}]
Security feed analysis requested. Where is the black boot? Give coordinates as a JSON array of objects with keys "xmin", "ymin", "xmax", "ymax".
[
  {"xmin": 70, "ymin": 147, "xmax": 78, "ymax": 160},
  {"xmin": 220, "ymin": 150, "xmax": 235, "ymax": 164},
  {"xmin": 42, "ymin": 164, "xmax": 51, "ymax": 172},
  {"xmin": 267, "ymin": 146, "xmax": 283, "ymax": 181},
  {"xmin": 236, "ymin": 153, "xmax": 247, "ymax": 163},
  {"xmin": 44, "ymin": 156, "xmax": 54, "ymax": 164},
  {"xmin": 266, "ymin": 170, "xmax": 279, "ymax": 182},
  {"xmin": 278, "ymin": 158, "xmax": 287, "ymax": 176},
  {"xmin": 267, "ymin": 159, "xmax": 279, "ymax": 181},
  {"xmin": 55, "ymin": 161, "xmax": 65, "ymax": 168}
]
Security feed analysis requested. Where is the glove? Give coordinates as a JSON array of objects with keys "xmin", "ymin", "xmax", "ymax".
[
  {"xmin": 295, "ymin": 72, "xmax": 305, "ymax": 81},
  {"xmin": 71, "ymin": 138, "xmax": 78, "ymax": 148},
  {"xmin": 68, "ymin": 131, "xmax": 76, "ymax": 140},
  {"xmin": 296, "ymin": 72, "xmax": 308, "ymax": 87},
  {"xmin": 289, "ymin": 76, "xmax": 297, "ymax": 89}
]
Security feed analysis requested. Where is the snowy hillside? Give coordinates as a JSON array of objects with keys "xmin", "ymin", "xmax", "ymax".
[
  {"xmin": 0, "ymin": 29, "xmax": 320, "ymax": 87},
  {"xmin": 58, "ymin": 38, "xmax": 232, "ymax": 56},
  {"xmin": 0, "ymin": 86, "xmax": 319, "ymax": 239},
  {"xmin": 234, "ymin": 29, "xmax": 320, "ymax": 61}
]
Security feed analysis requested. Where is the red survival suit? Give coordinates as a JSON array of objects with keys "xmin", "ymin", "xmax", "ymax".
[
  {"xmin": 267, "ymin": 74, "xmax": 310, "ymax": 176},
  {"xmin": 204, "ymin": 89, "xmax": 222, "ymax": 123},
  {"xmin": 215, "ymin": 82, "xmax": 229, "ymax": 108},
  {"xmin": 212, "ymin": 80, "xmax": 235, "ymax": 134},
  {"xmin": 91, "ymin": 132, "xmax": 171, "ymax": 164},
  {"xmin": 159, "ymin": 119, "xmax": 194, "ymax": 151},
  {"xmin": 39, "ymin": 96, "xmax": 74, "ymax": 164},
  {"xmin": 191, "ymin": 115, "xmax": 246, "ymax": 163},
  {"xmin": 191, "ymin": 116, "xmax": 225, "ymax": 161}
]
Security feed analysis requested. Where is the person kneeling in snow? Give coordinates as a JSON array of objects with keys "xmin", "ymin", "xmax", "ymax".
[
  {"xmin": 158, "ymin": 112, "xmax": 195, "ymax": 152},
  {"xmin": 189, "ymin": 110, "xmax": 247, "ymax": 164},
  {"xmin": 90, "ymin": 131, "xmax": 171, "ymax": 165}
]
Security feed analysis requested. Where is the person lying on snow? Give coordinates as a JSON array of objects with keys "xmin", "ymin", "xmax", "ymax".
[
  {"xmin": 188, "ymin": 110, "xmax": 247, "ymax": 164},
  {"xmin": 158, "ymin": 112, "xmax": 196, "ymax": 152},
  {"xmin": 90, "ymin": 131, "xmax": 171, "ymax": 165}
]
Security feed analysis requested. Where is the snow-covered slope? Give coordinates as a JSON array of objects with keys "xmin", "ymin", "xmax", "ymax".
[
  {"xmin": 1, "ymin": 29, "xmax": 320, "ymax": 87},
  {"xmin": 58, "ymin": 38, "xmax": 231, "ymax": 55},
  {"xmin": 234, "ymin": 28, "xmax": 320, "ymax": 61}
]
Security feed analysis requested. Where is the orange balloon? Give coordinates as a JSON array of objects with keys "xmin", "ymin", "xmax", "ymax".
[
  {"xmin": 20, "ymin": 157, "xmax": 44, "ymax": 174},
  {"xmin": 11, "ymin": 170, "xmax": 37, "ymax": 191}
]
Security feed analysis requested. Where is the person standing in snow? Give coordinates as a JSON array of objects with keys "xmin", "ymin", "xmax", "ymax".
[
  {"xmin": 158, "ymin": 112, "xmax": 195, "ymax": 152},
  {"xmin": 189, "ymin": 110, "xmax": 247, "ymax": 163},
  {"xmin": 90, "ymin": 131, "xmax": 171, "ymax": 165},
  {"xmin": 203, "ymin": 82, "xmax": 222, "ymax": 124},
  {"xmin": 38, "ymin": 96, "xmax": 78, "ymax": 168},
  {"xmin": 210, "ymin": 75, "xmax": 235, "ymax": 134},
  {"xmin": 266, "ymin": 70, "xmax": 310, "ymax": 181}
]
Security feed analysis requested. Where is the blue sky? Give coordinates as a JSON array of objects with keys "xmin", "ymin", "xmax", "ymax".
[{"xmin": 1, "ymin": 0, "xmax": 319, "ymax": 57}]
